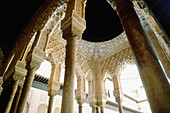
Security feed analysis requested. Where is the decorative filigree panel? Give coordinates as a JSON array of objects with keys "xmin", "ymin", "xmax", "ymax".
[
  {"xmin": 77, "ymin": 32, "xmax": 128, "ymax": 59},
  {"xmin": 47, "ymin": 30, "xmax": 66, "ymax": 65},
  {"xmin": 76, "ymin": 52, "xmax": 93, "ymax": 78},
  {"xmin": 101, "ymin": 47, "xmax": 135, "ymax": 78},
  {"xmin": 35, "ymin": 0, "xmax": 67, "ymax": 31},
  {"xmin": 44, "ymin": 3, "xmax": 66, "ymax": 33}
]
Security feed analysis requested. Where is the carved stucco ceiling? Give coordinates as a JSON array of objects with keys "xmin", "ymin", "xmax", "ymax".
[
  {"xmin": 78, "ymin": 32, "xmax": 128, "ymax": 59},
  {"xmin": 45, "ymin": 2, "xmax": 130, "ymax": 60},
  {"xmin": 45, "ymin": 1, "xmax": 155, "ymax": 60},
  {"xmin": 45, "ymin": 0, "xmax": 160, "ymax": 76}
]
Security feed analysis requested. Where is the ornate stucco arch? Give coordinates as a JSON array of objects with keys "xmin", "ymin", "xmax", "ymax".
[
  {"xmin": 76, "ymin": 52, "xmax": 93, "ymax": 77},
  {"xmin": 101, "ymin": 69, "xmax": 112, "ymax": 81},
  {"xmin": 114, "ymin": 57, "xmax": 136, "ymax": 77},
  {"xmin": 101, "ymin": 47, "xmax": 134, "ymax": 78}
]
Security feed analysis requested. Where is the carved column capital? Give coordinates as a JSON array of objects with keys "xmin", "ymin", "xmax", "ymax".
[
  {"xmin": 88, "ymin": 94, "xmax": 97, "ymax": 107},
  {"xmin": 14, "ymin": 61, "xmax": 27, "ymax": 81},
  {"xmin": 18, "ymin": 79, "xmax": 25, "ymax": 88},
  {"xmin": 96, "ymin": 94, "xmax": 107, "ymax": 107},
  {"xmin": 76, "ymin": 90, "xmax": 86, "ymax": 105},
  {"xmin": 4, "ymin": 60, "xmax": 27, "ymax": 82},
  {"xmin": 26, "ymin": 46, "xmax": 46, "ymax": 70},
  {"xmin": 61, "ymin": 0, "xmax": 86, "ymax": 40},
  {"xmin": 113, "ymin": 89, "xmax": 124, "ymax": 102},
  {"xmin": 61, "ymin": 11, "xmax": 86, "ymax": 40},
  {"xmin": 112, "ymin": 75, "xmax": 124, "ymax": 102},
  {"xmin": 47, "ymin": 81, "xmax": 60, "ymax": 96}
]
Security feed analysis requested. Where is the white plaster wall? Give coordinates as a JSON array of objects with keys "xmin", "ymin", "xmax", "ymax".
[
  {"xmin": 27, "ymin": 87, "xmax": 143, "ymax": 113},
  {"xmin": 27, "ymin": 88, "xmax": 49, "ymax": 113}
]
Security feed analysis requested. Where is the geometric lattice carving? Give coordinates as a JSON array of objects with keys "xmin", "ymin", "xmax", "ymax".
[
  {"xmin": 35, "ymin": 0, "xmax": 66, "ymax": 31},
  {"xmin": 101, "ymin": 47, "xmax": 135, "ymax": 77},
  {"xmin": 43, "ymin": 1, "xmax": 142, "ymax": 82},
  {"xmin": 44, "ymin": 3, "xmax": 66, "ymax": 33},
  {"xmin": 76, "ymin": 52, "xmax": 93, "ymax": 77},
  {"xmin": 78, "ymin": 32, "xmax": 128, "ymax": 59},
  {"xmin": 47, "ymin": 30, "xmax": 66, "ymax": 64}
]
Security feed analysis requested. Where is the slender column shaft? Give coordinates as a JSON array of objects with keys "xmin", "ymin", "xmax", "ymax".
[
  {"xmin": 0, "ymin": 77, "xmax": 3, "ymax": 95},
  {"xmin": 92, "ymin": 106, "xmax": 96, "ymax": 113},
  {"xmin": 117, "ymin": 101, "xmax": 123, "ymax": 113},
  {"xmin": 0, "ymin": 86, "xmax": 3, "ymax": 95},
  {"xmin": 47, "ymin": 95, "xmax": 54, "ymax": 113},
  {"xmin": 61, "ymin": 37, "xmax": 77, "ymax": 113},
  {"xmin": 100, "ymin": 106, "xmax": 104, "ymax": 113},
  {"xmin": 79, "ymin": 104, "xmax": 82, "ymax": 113},
  {"xmin": 96, "ymin": 107, "xmax": 99, "ymax": 113},
  {"xmin": 115, "ymin": 0, "xmax": 170, "ymax": 112},
  {"xmin": 4, "ymin": 80, "xmax": 18, "ymax": 113},
  {"xmin": 17, "ymin": 68, "xmax": 36, "ymax": 113},
  {"xmin": 113, "ymin": 76, "xmax": 123, "ymax": 113},
  {"xmin": 10, "ymin": 85, "xmax": 23, "ymax": 113}
]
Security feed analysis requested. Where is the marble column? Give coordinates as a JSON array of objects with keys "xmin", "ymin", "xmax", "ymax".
[
  {"xmin": 4, "ymin": 80, "xmax": 18, "ymax": 113},
  {"xmin": 114, "ymin": 0, "xmax": 170, "ymax": 112},
  {"xmin": 91, "ymin": 105, "xmax": 96, "ymax": 113},
  {"xmin": 61, "ymin": 36, "xmax": 77, "ymax": 113},
  {"xmin": 3, "ymin": 60, "xmax": 27, "ymax": 113},
  {"xmin": 117, "ymin": 101, "xmax": 123, "ymax": 113},
  {"xmin": 76, "ymin": 90, "xmax": 86, "ymax": 113},
  {"xmin": 10, "ymin": 82, "xmax": 24, "ymax": 113},
  {"xmin": 76, "ymin": 75, "xmax": 87, "ymax": 113},
  {"xmin": 78, "ymin": 103, "xmax": 83, "ymax": 113},
  {"xmin": 60, "ymin": 0, "xmax": 86, "ymax": 112},
  {"xmin": 16, "ymin": 47, "xmax": 46, "ymax": 113},
  {"xmin": 100, "ymin": 105, "xmax": 104, "ymax": 113},
  {"xmin": 112, "ymin": 75, "xmax": 123, "ymax": 113},
  {"xmin": 0, "ymin": 77, "xmax": 3, "ymax": 95},
  {"xmin": 47, "ymin": 81, "xmax": 60, "ymax": 113},
  {"xmin": 97, "ymin": 95, "xmax": 106, "ymax": 113},
  {"xmin": 16, "ymin": 67, "xmax": 35, "ymax": 113},
  {"xmin": 48, "ymin": 95, "xmax": 54, "ymax": 113},
  {"xmin": 93, "ymin": 61, "xmax": 106, "ymax": 113},
  {"xmin": 47, "ymin": 62, "xmax": 61, "ymax": 113},
  {"xmin": 96, "ymin": 106, "xmax": 99, "ymax": 113},
  {"xmin": 88, "ymin": 79, "xmax": 97, "ymax": 113}
]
